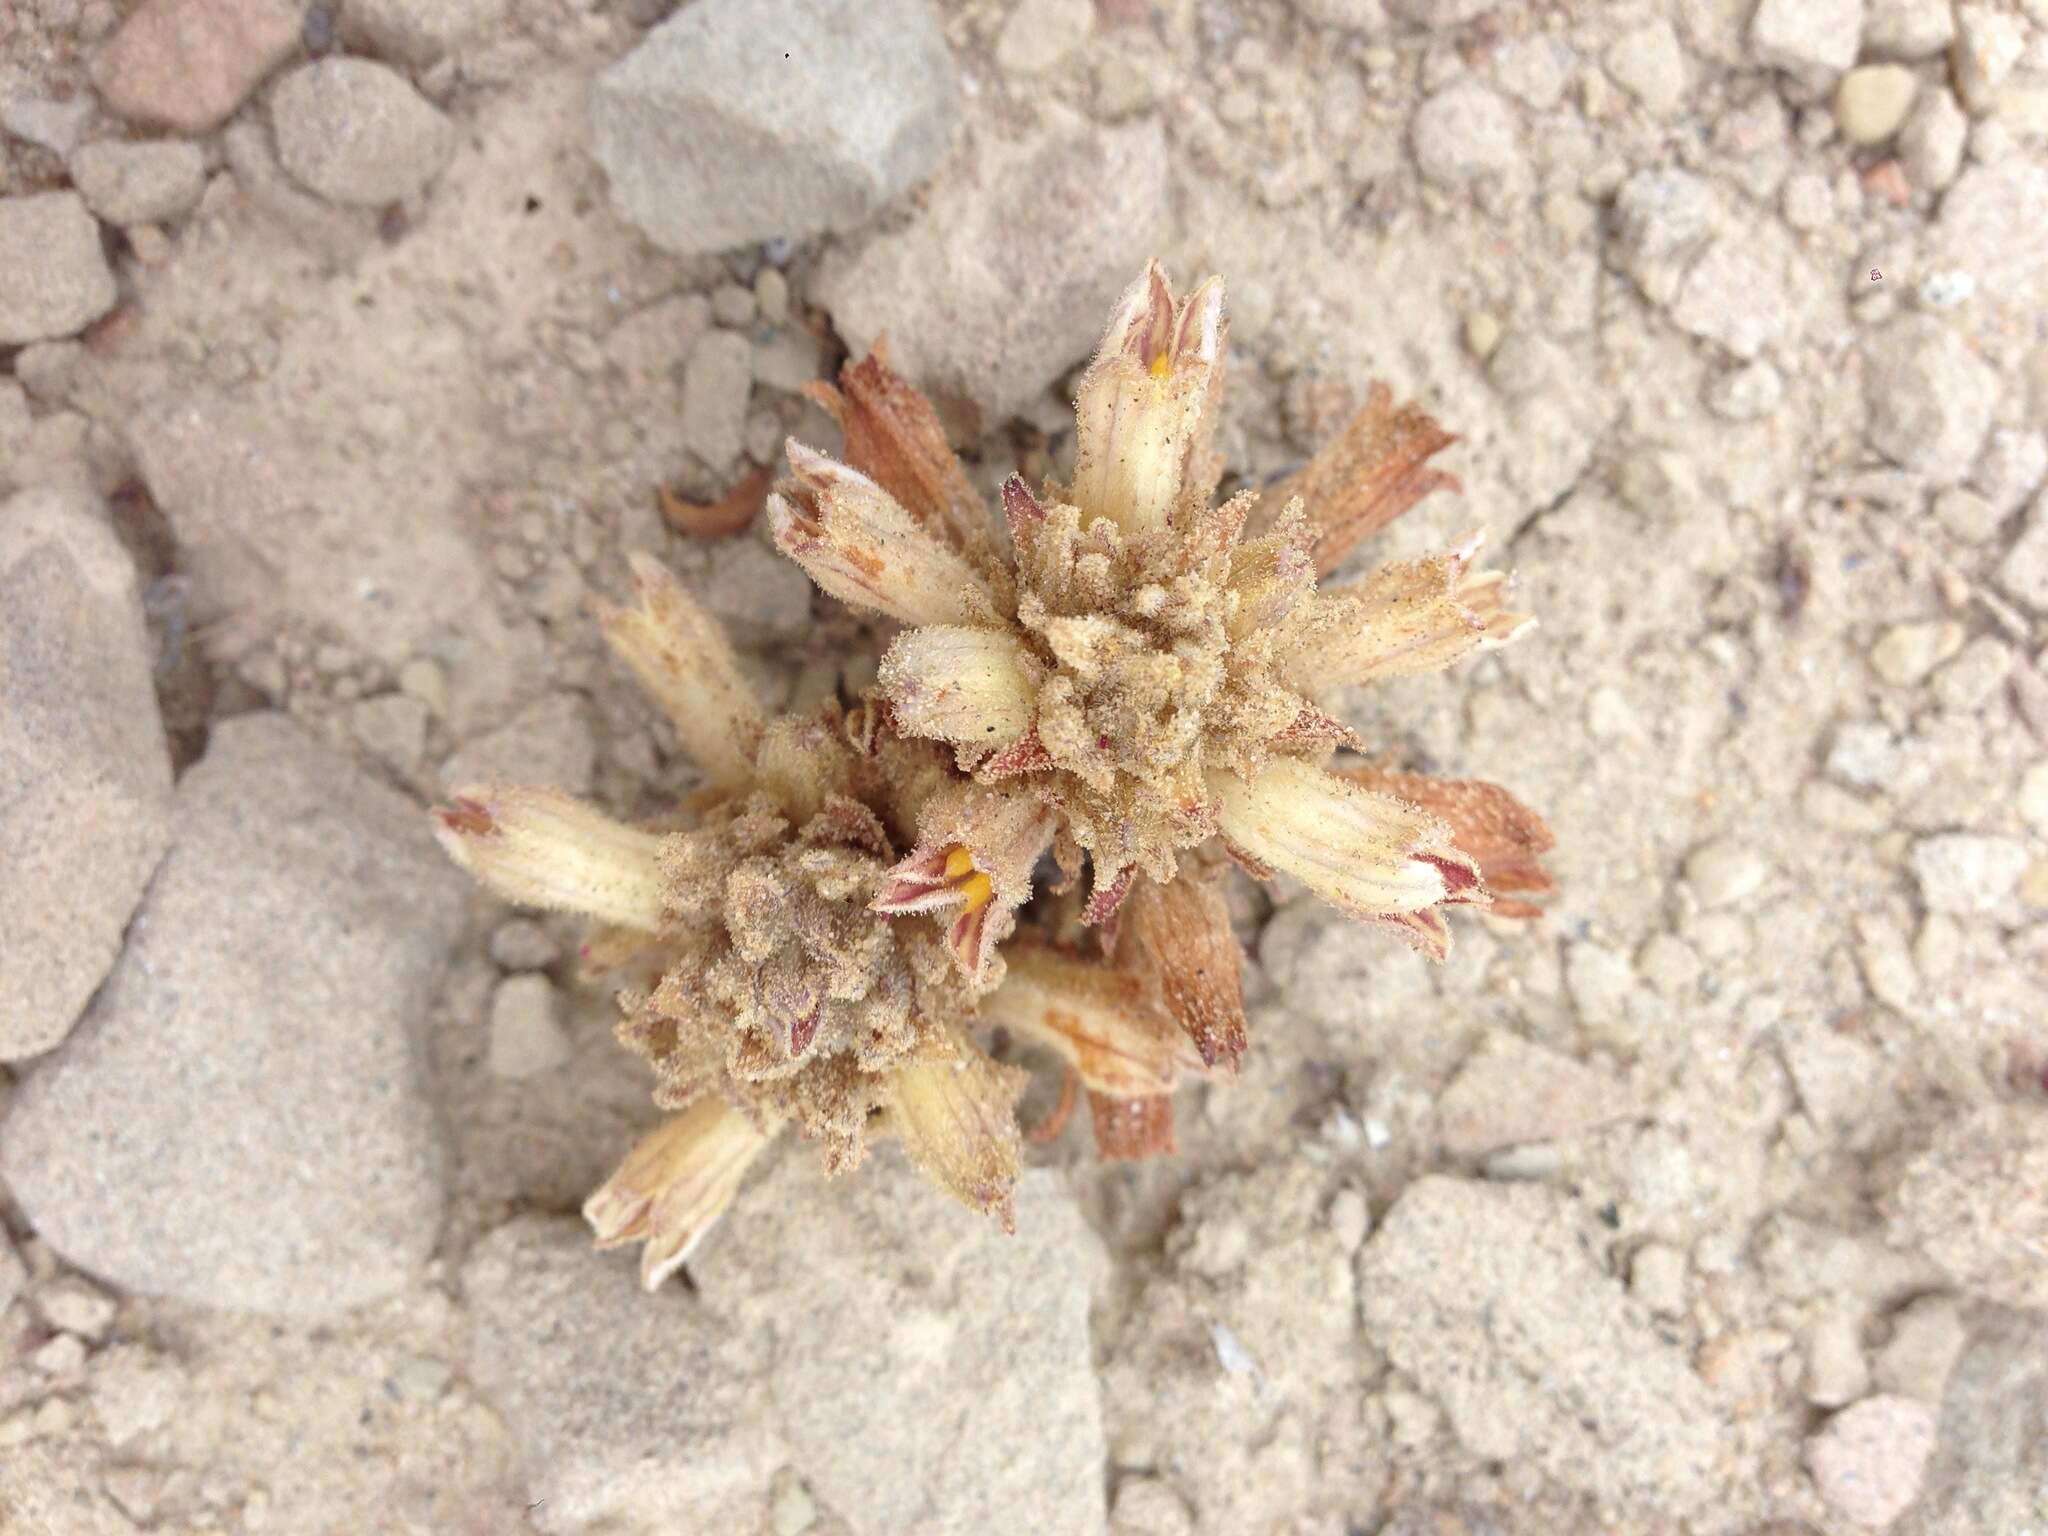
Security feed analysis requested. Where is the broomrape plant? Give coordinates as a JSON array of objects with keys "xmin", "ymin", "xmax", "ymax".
[{"xmin": 435, "ymin": 262, "xmax": 1552, "ymax": 1283}]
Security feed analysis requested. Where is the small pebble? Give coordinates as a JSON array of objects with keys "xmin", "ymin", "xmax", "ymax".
[
  {"xmin": 1630, "ymin": 1243, "xmax": 1689, "ymax": 1316},
  {"xmin": 1461, "ymin": 310, "xmax": 1502, "ymax": 359},
  {"xmin": 488, "ymin": 918, "xmax": 558, "ymax": 971},
  {"xmin": 1683, "ymin": 839, "xmax": 1770, "ymax": 908},
  {"xmin": 487, "ymin": 974, "xmax": 570, "ymax": 1078},
  {"xmin": 1910, "ymin": 833, "xmax": 2029, "ymax": 914},
  {"xmin": 1869, "ymin": 620, "xmax": 1964, "ymax": 686},
  {"xmin": 1805, "ymin": 1395, "xmax": 1937, "ymax": 1528},
  {"xmin": 34, "ymin": 1275, "xmax": 117, "ymax": 1341},
  {"xmin": 1835, "ymin": 65, "xmax": 1919, "ymax": 144},
  {"xmin": 32, "ymin": 1333, "xmax": 88, "ymax": 1376}
]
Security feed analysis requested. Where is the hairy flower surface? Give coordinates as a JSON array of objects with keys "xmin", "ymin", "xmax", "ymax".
[
  {"xmin": 436, "ymin": 556, "xmax": 1032, "ymax": 1275},
  {"xmin": 771, "ymin": 263, "xmax": 1544, "ymax": 971}
]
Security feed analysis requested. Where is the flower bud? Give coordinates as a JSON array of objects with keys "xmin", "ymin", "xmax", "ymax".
[
  {"xmin": 435, "ymin": 785, "xmax": 669, "ymax": 932},
  {"xmin": 583, "ymin": 1098, "xmax": 776, "ymax": 1290},
  {"xmin": 979, "ymin": 942, "xmax": 1205, "ymax": 1098},
  {"xmin": 884, "ymin": 1034, "xmax": 1029, "ymax": 1231},
  {"xmin": 878, "ymin": 624, "xmax": 1040, "ymax": 751}
]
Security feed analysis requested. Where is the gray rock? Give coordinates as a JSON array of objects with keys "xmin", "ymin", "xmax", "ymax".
[
  {"xmin": 438, "ymin": 691, "xmax": 596, "ymax": 796},
  {"xmin": 1604, "ymin": 20, "xmax": 1688, "ymax": 118},
  {"xmin": 1928, "ymin": 161, "xmax": 2048, "ymax": 306},
  {"xmin": 1887, "ymin": 1105, "xmax": 2048, "ymax": 1310},
  {"xmin": 1952, "ymin": 4, "xmax": 2025, "ymax": 113},
  {"xmin": 1807, "ymin": 1395, "xmax": 1938, "ymax": 1528},
  {"xmin": 1751, "ymin": 0, "xmax": 1864, "ymax": 75},
  {"xmin": 1410, "ymin": 80, "xmax": 1521, "ymax": 185},
  {"xmin": 1683, "ymin": 838, "xmax": 1771, "ymax": 907},
  {"xmin": 342, "ymin": 0, "xmax": 507, "ymax": 65},
  {"xmin": 692, "ymin": 1150, "xmax": 1109, "ymax": 1536},
  {"xmin": 0, "ymin": 714, "xmax": 465, "ymax": 1315},
  {"xmin": 90, "ymin": 0, "xmax": 303, "ymax": 134},
  {"xmin": 1705, "ymin": 359, "xmax": 1784, "ymax": 420},
  {"xmin": 995, "ymin": 0, "xmax": 1094, "ymax": 77},
  {"xmin": 816, "ymin": 117, "xmax": 1168, "ymax": 426},
  {"xmin": 270, "ymin": 59, "xmax": 455, "ymax": 207},
  {"xmin": 1609, "ymin": 168, "xmax": 1721, "ymax": 306},
  {"xmin": 701, "ymin": 534, "xmax": 815, "ymax": 643},
  {"xmin": 462, "ymin": 1216, "xmax": 782, "ymax": 1533},
  {"xmin": 1358, "ymin": 1177, "xmax": 1726, "ymax": 1515},
  {"xmin": 679, "ymin": 328, "xmax": 755, "ymax": 470},
  {"xmin": 0, "ymin": 1231, "xmax": 23, "ymax": 1314},
  {"xmin": 68, "ymin": 139, "xmax": 208, "ymax": 226},
  {"xmin": 487, "ymin": 974, "xmax": 570, "ymax": 1079},
  {"xmin": 1864, "ymin": 0, "xmax": 1956, "ymax": 59},
  {"xmin": 1901, "ymin": 88, "xmax": 1970, "ymax": 189},
  {"xmin": 590, "ymin": 0, "xmax": 960, "ymax": 254},
  {"xmin": 1897, "ymin": 1308, "xmax": 2048, "ymax": 1536},
  {"xmin": 1670, "ymin": 238, "xmax": 1791, "ymax": 360},
  {"xmin": 0, "ymin": 193, "xmax": 118, "ymax": 345},
  {"xmin": 0, "ymin": 488, "xmax": 173, "ymax": 1061},
  {"xmin": 1434, "ymin": 1032, "xmax": 1635, "ymax": 1157},
  {"xmin": 1909, "ymin": 833, "xmax": 2028, "ymax": 915},
  {"xmin": 348, "ymin": 691, "xmax": 431, "ymax": 775},
  {"xmin": 1997, "ymin": 490, "xmax": 2048, "ymax": 614},
  {"xmin": 1863, "ymin": 317, "xmax": 1999, "ymax": 483},
  {"xmin": 2, "ymin": 92, "xmax": 94, "ymax": 156}
]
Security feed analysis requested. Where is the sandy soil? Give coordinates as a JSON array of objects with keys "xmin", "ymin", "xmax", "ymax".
[{"xmin": 2, "ymin": 1, "xmax": 2046, "ymax": 1533}]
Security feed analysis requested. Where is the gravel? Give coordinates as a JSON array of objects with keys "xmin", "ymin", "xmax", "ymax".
[
  {"xmin": 0, "ymin": 487, "xmax": 173, "ymax": 1061},
  {"xmin": 487, "ymin": 974, "xmax": 571, "ymax": 1079},
  {"xmin": 1997, "ymin": 490, "xmax": 2048, "ymax": 613},
  {"xmin": 1836, "ymin": 65, "xmax": 1919, "ymax": 144},
  {"xmin": 1434, "ymin": 1031, "xmax": 1635, "ymax": 1157},
  {"xmin": 270, "ymin": 59, "xmax": 455, "ymax": 207},
  {"xmin": 1805, "ymin": 1395, "xmax": 1938, "ymax": 1528},
  {"xmin": 1410, "ymin": 80, "xmax": 1521, "ymax": 185},
  {"xmin": 1887, "ymin": 1105, "xmax": 2048, "ymax": 1309},
  {"xmin": 1908, "ymin": 833, "xmax": 2029, "ymax": 915},
  {"xmin": 0, "ymin": 714, "xmax": 466, "ymax": 1315},
  {"xmin": 90, "ymin": 0, "xmax": 303, "ymax": 133},
  {"xmin": 678, "ymin": 328, "xmax": 756, "ymax": 470},
  {"xmin": 0, "ymin": 193, "xmax": 117, "ymax": 345},
  {"xmin": 1862, "ymin": 317, "xmax": 1999, "ymax": 483},
  {"xmin": 341, "ymin": 0, "xmax": 507, "ymax": 65},
  {"xmin": 1750, "ymin": 0, "xmax": 1864, "ymax": 75},
  {"xmin": 589, "ymin": 0, "xmax": 960, "ymax": 253},
  {"xmin": 68, "ymin": 139, "xmax": 208, "ymax": 226}
]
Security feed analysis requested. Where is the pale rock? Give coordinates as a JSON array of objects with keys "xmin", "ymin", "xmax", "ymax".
[
  {"xmin": 1913, "ymin": 910, "xmax": 1962, "ymax": 980},
  {"xmin": 1706, "ymin": 359, "xmax": 1785, "ymax": 420},
  {"xmin": 270, "ymin": 59, "xmax": 455, "ymax": 207},
  {"xmin": 1927, "ymin": 161, "xmax": 2048, "ymax": 303},
  {"xmin": 1630, "ymin": 1243, "xmax": 1689, "ymax": 1316},
  {"xmin": 1782, "ymin": 169, "xmax": 1836, "ymax": 230},
  {"xmin": 693, "ymin": 1152, "xmax": 1110, "ymax": 1536},
  {"xmin": 463, "ymin": 1216, "xmax": 782, "ymax": 1532},
  {"xmin": 817, "ymin": 117, "xmax": 1167, "ymax": 425},
  {"xmin": 1973, "ymin": 428, "xmax": 2047, "ymax": 516},
  {"xmin": 752, "ymin": 326, "xmax": 827, "ymax": 393},
  {"xmin": 0, "ymin": 487, "xmax": 173, "ymax": 1061},
  {"xmin": 0, "ymin": 714, "xmax": 465, "ymax": 1315},
  {"xmin": 753, "ymin": 267, "xmax": 789, "ymax": 327},
  {"xmin": 710, "ymin": 281, "xmax": 755, "ymax": 328},
  {"xmin": 679, "ymin": 328, "xmax": 755, "ymax": 469},
  {"xmin": 91, "ymin": 0, "xmax": 302, "ymax": 133},
  {"xmin": 1751, "ymin": 0, "xmax": 1865, "ymax": 75},
  {"xmin": 1635, "ymin": 932, "xmax": 1703, "ymax": 997},
  {"xmin": 2019, "ymin": 759, "xmax": 2048, "ymax": 833},
  {"xmin": 1858, "ymin": 922, "xmax": 1921, "ymax": 1013},
  {"xmin": 1909, "ymin": 833, "xmax": 2028, "ymax": 915},
  {"xmin": 1997, "ymin": 491, "xmax": 2048, "ymax": 613},
  {"xmin": 1684, "ymin": 838, "xmax": 1771, "ymax": 907},
  {"xmin": 1605, "ymin": 20, "xmax": 1688, "ymax": 118},
  {"xmin": 1565, "ymin": 938, "xmax": 1636, "ymax": 1035},
  {"xmin": 1610, "ymin": 168, "xmax": 1722, "ymax": 305},
  {"xmin": 1952, "ymin": 5, "xmax": 2025, "ymax": 112},
  {"xmin": 1756, "ymin": 1213, "xmax": 1948, "ymax": 1305},
  {"xmin": 1411, "ymin": 80, "xmax": 1520, "ymax": 185},
  {"xmin": 1931, "ymin": 635, "xmax": 2013, "ymax": 712},
  {"xmin": 1872, "ymin": 1294, "xmax": 1968, "ymax": 1402},
  {"xmin": 702, "ymin": 534, "xmax": 815, "ymax": 643},
  {"xmin": 1932, "ymin": 486, "xmax": 2001, "ymax": 542},
  {"xmin": 1864, "ymin": 318, "xmax": 1997, "ymax": 483},
  {"xmin": 1781, "ymin": 1021, "xmax": 1886, "ymax": 1135},
  {"xmin": 342, "ymin": 0, "xmax": 507, "ymax": 65},
  {"xmin": 1359, "ymin": 1178, "xmax": 1726, "ymax": 1515},
  {"xmin": 1436, "ymin": 1031, "xmax": 1635, "ymax": 1156},
  {"xmin": 439, "ymin": 692, "xmax": 596, "ymax": 796},
  {"xmin": 68, "ymin": 139, "xmax": 207, "ymax": 226},
  {"xmin": 1494, "ymin": 36, "xmax": 1575, "ymax": 110},
  {"xmin": 0, "ymin": 1233, "xmax": 24, "ymax": 1313},
  {"xmin": 1900, "ymin": 87, "xmax": 1969, "ymax": 187},
  {"xmin": 1870, "ymin": 619, "xmax": 1963, "ymax": 686},
  {"xmin": 1258, "ymin": 898, "xmax": 1435, "ymax": 1032},
  {"xmin": 589, "ymin": 0, "xmax": 960, "ymax": 254},
  {"xmin": 35, "ymin": 1275, "xmax": 117, "ymax": 1341},
  {"xmin": 1617, "ymin": 446, "xmax": 1702, "ymax": 517},
  {"xmin": 995, "ymin": 0, "xmax": 1094, "ymax": 77},
  {"xmin": 604, "ymin": 291, "xmax": 713, "ymax": 380},
  {"xmin": 1109, "ymin": 1477, "xmax": 1195, "ymax": 1536},
  {"xmin": 1829, "ymin": 720, "xmax": 1905, "ymax": 789},
  {"xmin": 1806, "ymin": 1395, "xmax": 1937, "ymax": 1529},
  {"xmin": 87, "ymin": 1344, "xmax": 185, "ymax": 1449},
  {"xmin": 1901, "ymin": 1306, "xmax": 2048, "ymax": 1534},
  {"xmin": 1887, "ymin": 1103, "xmax": 2048, "ymax": 1308},
  {"xmin": 1863, "ymin": 0, "xmax": 1956, "ymax": 59},
  {"xmin": 0, "ymin": 193, "xmax": 118, "ymax": 345},
  {"xmin": 33, "ymin": 1333, "xmax": 88, "ymax": 1375},
  {"xmin": 349, "ymin": 692, "xmax": 430, "ymax": 775},
  {"xmin": 1671, "ymin": 238, "xmax": 1792, "ymax": 360},
  {"xmin": 1, "ymin": 91, "xmax": 93, "ymax": 156},
  {"xmin": 1805, "ymin": 1305, "xmax": 1873, "ymax": 1406},
  {"xmin": 488, "ymin": 974, "xmax": 570, "ymax": 1079},
  {"xmin": 0, "ymin": 379, "xmax": 27, "ymax": 471},
  {"xmin": 1484, "ymin": 331, "xmax": 1568, "ymax": 398},
  {"xmin": 1836, "ymin": 64, "xmax": 1919, "ymax": 143}
]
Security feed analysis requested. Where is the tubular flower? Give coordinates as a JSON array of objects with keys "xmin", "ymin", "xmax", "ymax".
[
  {"xmin": 771, "ymin": 261, "xmax": 1539, "ymax": 965},
  {"xmin": 435, "ymin": 564, "xmax": 1035, "ymax": 1266}
]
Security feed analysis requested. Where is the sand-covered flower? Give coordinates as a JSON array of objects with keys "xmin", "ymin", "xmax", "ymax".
[
  {"xmin": 436, "ymin": 555, "xmax": 1031, "ymax": 1275},
  {"xmin": 771, "ymin": 263, "xmax": 1546, "ymax": 978}
]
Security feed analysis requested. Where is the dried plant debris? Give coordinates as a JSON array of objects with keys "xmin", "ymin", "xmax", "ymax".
[{"xmin": 435, "ymin": 262, "xmax": 1549, "ymax": 1281}]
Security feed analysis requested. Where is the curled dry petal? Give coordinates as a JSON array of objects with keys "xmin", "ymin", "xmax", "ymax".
[
  {"xmin": 1118, "ymin": 870, "xmax": 1248, "ymax": 1071},
  {"xmin": 1280, "ymin": 532, "xmax": 1529, "ymax": 690},
  {"xmin": 1207, "ymin": 757, "xmax": 1485, "ymax": 940},
  {"xmin": 871, "ymin": 783, "xmax": 1055, "ymax": 987},
  {"xmin": 1088, "ymin": 1090, "xmax": 1177, "ymax": 1161},
  {"xmin": 584, "ymin": 1097, "xmax": 777, "ymax": 1290},
  {"xmin": 435, "ymin": 785, "xmax": 669, "ymax": 931},
  {"xmin": 1252, "ymin": 380, "xmax": 1459, "ymax": 577},
  {"xmin": 657, "ymin": 465, "xmax": 773, "ymax": 539},
  {"xmin": 768, "ymin": 442, "xmax": 999, "ymax": 628},
  {"xmin": 803, "ymin": 345, "xmax": 997, "ymax": 569},
  {"xmin": 978, "ymin": 941, "xmax": 1205, "ymax": 1098},
  {"xmin": 598, "ymin": 552, "xmax": 765, "ymax": 789},
  {"xmin": 883, "ymin": 1031, "xmax": 1030, "ymax": 1231},
  {"xmin": 877, "ymin": 624, "xmax": 1040, "ymax": 751},
  {"xmin": 1071, "ymin": 262, "xmax": 1227, "ymax": 538},
  {"xmin": 1341, "ymin": 767, "xmax": 1555, "ymax": 918}
]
